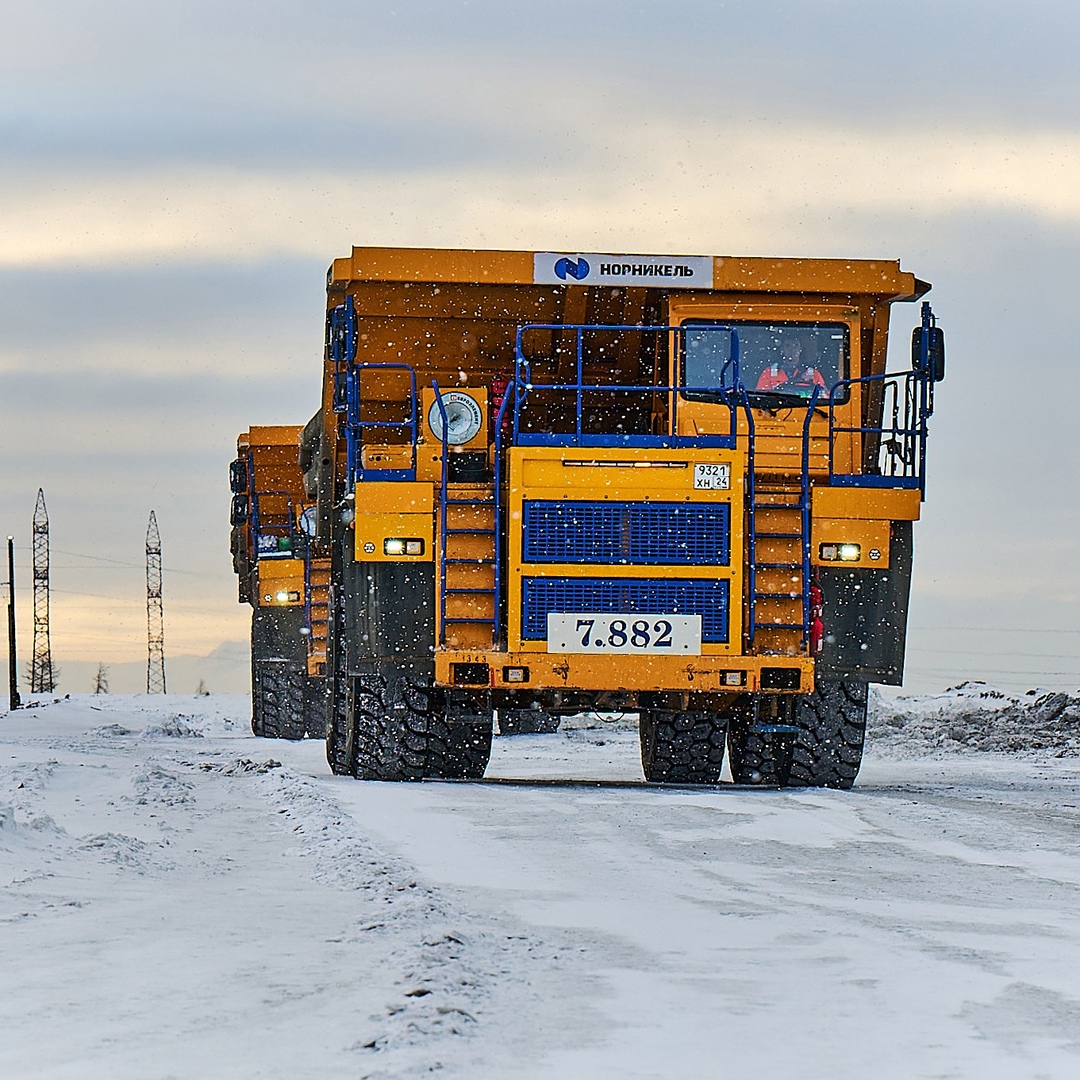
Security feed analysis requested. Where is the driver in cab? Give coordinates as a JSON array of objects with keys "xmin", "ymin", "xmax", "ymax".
[{"xmin": 755, "ymin": 335, "xmax": 826, "ymax": 395}]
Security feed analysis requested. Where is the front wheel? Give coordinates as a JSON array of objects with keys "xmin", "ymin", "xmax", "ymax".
[
  {"xmin": 789, "ymin": 680, "xmax": 868, "ymax": 789},
  {"xmin": 639, "ymin": 711, "xmax": 726, "ymax": 784}
]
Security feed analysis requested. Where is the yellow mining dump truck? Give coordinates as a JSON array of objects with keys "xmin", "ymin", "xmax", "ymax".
[
  {"xmin": 284, "ymin": 247, "xmax": 944, "ymax": 785},
  {"xmin": 230, "ymin": 426, "xmax": 330, "ymax": 739}
]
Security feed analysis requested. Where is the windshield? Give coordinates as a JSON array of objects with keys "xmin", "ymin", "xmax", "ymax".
[{"xmin": 683, "ymin": 321, "xmax": 849, "ymax": 403}]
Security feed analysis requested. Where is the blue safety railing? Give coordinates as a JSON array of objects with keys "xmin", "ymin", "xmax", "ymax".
[
  {"xmin": 511, "ymin": 323, "xmax": 741, "ymax": 448},
  {"xmin": 828, "ymin": 302, "xmax": 940, "ymax": 496},
  {"xmin": 251, "ymin": 490, "xmax": 297, "ymax": 560},
  {"xmin": 432, "ymin": 383, "xmax": 451, "ymax": 643},
  {"xmin": 344, "ymin": 363, "xmax": 419, "ymax": 483}
]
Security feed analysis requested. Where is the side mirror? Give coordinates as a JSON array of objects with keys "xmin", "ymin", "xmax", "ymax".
[
  {"xmin": 928, "ymin": 326, "xmax": 945, "ymax": 382},
  {"xmin": 911, "ymin": 324, "xmax": 946, "ymax": 383},
  {"xmin": 230, "ymin": 494, "xmax": 249, "ymax": 527},
  {"xmin": 229, "ymin": 458, "xmax": 248, "ymax": 494}
]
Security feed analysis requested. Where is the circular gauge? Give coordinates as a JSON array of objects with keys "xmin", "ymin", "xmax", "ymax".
[
  {"xmin": 298, "ymin": 506, "xmax": 318, "ymax": 537},
  {"xmin": 427, "ymin": 392, "xmax": 483, "ymax": 446}
]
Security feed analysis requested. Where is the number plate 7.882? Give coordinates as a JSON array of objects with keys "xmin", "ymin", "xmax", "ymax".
[{"xmin": 546, "ymin": 613, "xmax": 702, "ymax": 655}]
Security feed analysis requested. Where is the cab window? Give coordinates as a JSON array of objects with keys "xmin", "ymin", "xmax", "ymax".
[{"xmin": 683, "ymin": 321, "xmax": 849, "ymax": 404}]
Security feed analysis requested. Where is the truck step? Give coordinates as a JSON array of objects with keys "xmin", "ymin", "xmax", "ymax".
[
  {"xmin": 444, "ymin": 557, "xmax": 494, "ymax": 564},
  {"xmin": 444, "ymin": 587, "xmax": 495, "ymax": 595},
  {"xmin": 755, "ymin": 591, "xmax": 803, "ymax": 600},
  {"xmin": 445, "ymin": 527, "xmax": 495, "ymax": 535},
  {"xmin": 755, "ymin": 532, "xmax": 803, "ymax": 540}
]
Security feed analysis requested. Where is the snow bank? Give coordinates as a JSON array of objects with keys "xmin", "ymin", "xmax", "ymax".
[{"xmin": 870, "ymin": 680, "xmax": 1080, "ymax": 756}]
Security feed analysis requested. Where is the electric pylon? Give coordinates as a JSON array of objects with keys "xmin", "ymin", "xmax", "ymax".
[
  {"xmin": 30, "ymin": 489, "xmax": 55, "ymax": 693},
  {"xmin": 146, "ymin": 511, "xmax": 166, "ymax": 694}
]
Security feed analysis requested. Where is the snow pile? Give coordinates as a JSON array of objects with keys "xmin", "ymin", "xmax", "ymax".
[
  {"xmin": 870, "ymin": 680, "xmax": 1080, "ymax": 755},
  {"xmin": 141, "ymin": 713, "xmax": 205, "ymax": 738}
]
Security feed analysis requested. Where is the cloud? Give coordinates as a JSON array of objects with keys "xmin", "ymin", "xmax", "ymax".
[{"xmin": 2, "ymin": 116, "xmax": 1080, "ymax": 271}]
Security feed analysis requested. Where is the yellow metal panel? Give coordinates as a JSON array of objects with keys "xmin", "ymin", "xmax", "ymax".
[
  {"xmin": 710, "ymin": 257, "xmax": 921, "ymax": 300},
  {"xmin": 812, "ymin": 486, "xmax": 921, "ymax": 521},
  {"xmin": 435, "ymin": 650, "xmax": 814, "ymax": 694},
  {"xmin": 810, "ymin": 519, "xmax": 891, "ymax": 568},
  {"xmin": 504, "ymin": 445, "xmax": 746, "ymax": 655},
  {"xmin": 341, "ymin": 247, "xmax": 534, "ymax": 286},
  {"xmin": 256, "ymin": 559, "xmax": 305, "ymax": 606},
  {"xmin": 328, "ymin": 248, "xmax": 923, "ymax": 300},
  {"xmin": 247, "ymin": 425, "xmax": 304, "ymax": 448},
  {"xmin": 354, "ymin": 512, "xmax": 433, "ymax": 562},
  {"xmin": 355, "ymin": 481, "xmax": 433, "ymax": 514}
]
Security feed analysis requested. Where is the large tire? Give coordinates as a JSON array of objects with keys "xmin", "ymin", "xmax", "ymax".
[
  {"xmin": 788, "ymin": 679, "xmax": 868, "ymax": 789},
  {"xmin": 353, "ymin": 674, "xmax": 492, "ymax": 781},
  {"xmin": 251, "ymin": 660, "xmax": 308, "ymax": 740},
  {"xmin": 639, "ymin": 710, "xmax": 726, "ymax": 784},
  {"xmin": 304, "ymin": 676, "xmax": 327, "ymax": 739},
  {"xmin": 727, "ymin": 721, "xmax": 794, "ymax": 786},
  {"xmin": 497, "ymin": 709, "xmax": 560, "ymax": 735},
  {"xmin": 324, "ymin": 585, "xmax": 355, "ymax": 775}
]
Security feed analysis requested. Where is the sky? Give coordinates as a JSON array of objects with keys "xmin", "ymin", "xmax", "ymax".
[{"xmin": 2, "ymin": 0, "xmax": 1080, "ymax": 693}]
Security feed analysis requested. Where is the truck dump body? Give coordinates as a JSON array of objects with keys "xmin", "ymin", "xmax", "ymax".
[{"xmin": 240, "ymin": 246, "xmax": 944, "ymax": 785}]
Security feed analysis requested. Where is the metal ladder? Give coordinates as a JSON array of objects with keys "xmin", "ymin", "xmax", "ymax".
[
  {"xmin": 431, "ymin": 381, "xmax": 497, "ymax": 648},
  {"xmin": 744, "ymin": 388, "xmax": 818, "ymax": 652}
]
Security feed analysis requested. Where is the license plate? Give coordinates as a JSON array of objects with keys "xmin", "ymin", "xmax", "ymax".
[
  {"xmin": 694, "ymin": 462, "xmax": 730, "ymax": 490},
  {"xmin": 546, "ymin": 613, "xmax": 702, "ymax": 655}
]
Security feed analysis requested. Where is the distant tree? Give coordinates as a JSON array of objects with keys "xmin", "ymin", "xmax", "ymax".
[
  {"xmin": 196, "ymin": 679, "xmax": 210, "ymax": 696},
  {"xmin": 24, "ymin": 660, "xmax": 59, "ymax": 693},
  {"xmin": 94, "ymin": 663, "xmax": 109, "ymax": 695}
]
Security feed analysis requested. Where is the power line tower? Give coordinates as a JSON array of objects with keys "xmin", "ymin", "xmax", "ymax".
[
  {"xmin": 30, "ymin": 489, "xmax": 55, "ymax": 693},
  {"xmin": 146, "ymin": 511, "xmax": 166, "ymax": 694}
]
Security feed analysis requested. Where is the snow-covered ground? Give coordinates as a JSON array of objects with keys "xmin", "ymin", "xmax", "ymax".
[{"xmin": 3, "ymin": 688, "xmax": 1080, "ymax": 1079}]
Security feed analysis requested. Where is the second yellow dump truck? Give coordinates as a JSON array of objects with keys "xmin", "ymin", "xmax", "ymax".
[
  {"xmin": 245, "ymin": 246, "xmax": 945, "ymax": 785},
  {"xmin": 230, "ymin": 426, "xmax": 329, "ymax": 739}
]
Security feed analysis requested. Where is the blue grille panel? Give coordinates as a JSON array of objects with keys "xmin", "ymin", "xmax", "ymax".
[
  {"xmin": 522, "ymin": 501, "xmax": 730, "ymax": 566},
  {"xmin": 521, "ymin": 577, "xmax": 729, "ymax": 642}
]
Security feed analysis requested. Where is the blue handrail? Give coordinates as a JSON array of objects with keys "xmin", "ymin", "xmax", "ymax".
[
  {"xmin": 430, "ymin": 381, "xmax": 451, "ymax": 646},
  {"xmin": 512, "ymin": 323, "xmax": 742, "ymax": 448},
  {"xmin": 827, "ymin": 302, "xmax": 939, "ymax": 496},
  {"xmin": 799, "ymin": 386, "xmax": 822, "ymax": 646},
  {"xmin": 491, "ymin": 376, "xmax": 519, "ymax": 651},
  {"xmin": 251, "ymin": 489, "xmax": 296, "ymax": 561},
  {"xmin": 345, "ymin": 362, "xmax": 418, "ymax": 483}
]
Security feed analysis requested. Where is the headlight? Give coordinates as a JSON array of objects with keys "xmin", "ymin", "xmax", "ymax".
[
  {"xmin": 383, "ymin": 538, "xmax": 424, "ymax": 556},
  {"xmin": 820, "ymin": 543, "xmax": 861, "ymax": 562}
]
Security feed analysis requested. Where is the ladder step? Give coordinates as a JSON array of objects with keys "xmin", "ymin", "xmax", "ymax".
[
  {"xmin": 445, "ymin": 587, "xmax": 495, "ymax": 595},
  {"xmin": 445, "ymin": 498, "xmax": 495, "ymax": 506},
  {"xmin": 755, "ymin": 592, "xmax": 803, "ymax": 600},
  {"xmin": 756, "ymin": 532, "xmax": 803, "ymax": 540},
  {"xmin": 755, "ymin": 562, "xmax": 803, "ymax": 571},
  {"xmin": 756, "ymin": 623, "xmax": 806, "ymax": 630},
  {"xmin": 443, "ymin": 616, "xmax": 495, "ymax": 624},
  {"xmin": 445, "ymin": 528, "xmax": 495, "ymax": 535},
  {"xmin": 444, "ymin": 557, "xmax": 494, "ymax": 564}
]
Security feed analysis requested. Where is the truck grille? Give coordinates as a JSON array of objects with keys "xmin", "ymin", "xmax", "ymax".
[
  {"xmin": 522, "ymin": 500, "xmax": 730, "ymax": 566},
  {"xmin": 520, "ymin": 577, "xmax": 729, "ymax": 642}
]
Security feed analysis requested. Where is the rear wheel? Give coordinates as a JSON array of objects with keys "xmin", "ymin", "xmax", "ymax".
[
  {"xmin": 727, "ymin": 721, "xmax": 794, "ymax": 786},
  {"xmin": 788, "ymin": 679, "xmax": 868, "ymax": 789},
  {"xmin": 353, "ymin": 673, "xmax": 492, "ymax": 781},
  {"xmin": 304, "ymin": 676, "xmax": 327, "ymax": 739},
  {"xmin": 324, "ymin": 585, "xmax": 355, "ymax": 775},
  {"xmin": 497, "ymin": 709, "xmax": 560, "ymax": 735},
  {"xmin": 251, "ymin": 660, "xmax": 307, "ymax": 740},
  {"xmin": 639, "ymin": 710, "xmax": 726, "ymax": 784}
]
